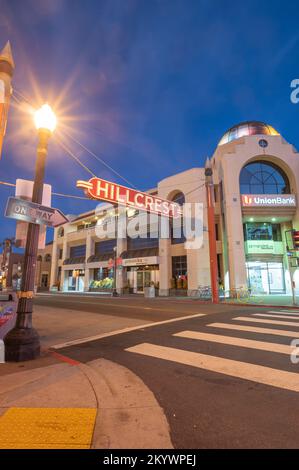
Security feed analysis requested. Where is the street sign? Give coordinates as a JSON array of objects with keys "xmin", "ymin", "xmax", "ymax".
[
  {"xmin": 5, "ymin": 197, "xmax": 68, "ymax": 227},
  {"xmin": 76, "ymin": 177, "xmax": 183, "ymax": 218},
  {"xmin": 15, "ymin": 179, "xmax": 52, "ymax": 249}
]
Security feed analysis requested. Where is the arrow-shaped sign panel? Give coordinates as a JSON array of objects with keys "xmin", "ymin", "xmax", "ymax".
[{"xmin": 5, "ymin": 197, "xmax": 68, "ymax": 227}]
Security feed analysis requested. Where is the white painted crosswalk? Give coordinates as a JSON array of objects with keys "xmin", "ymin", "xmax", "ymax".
[
  {"xmin": 268, "ymin": 310, "xmax": 299, "ymax": 315},
  {"xmin": 209, "ymin": 322, "xmax": 299, "ymax": 337},
  {"xmin": 253, "ymin": 313, "xmax": 299, "ymax": 320},
  {"xmin": 174, "ymin": 330, "xmax": 293, "ymax": 355},
  {"xmin": 233, "ymin": 316, "xmax": 299, "ymax": 327},
  {"xmin": 126, "ymin": 309, "xmax": 299, "ymax": 393},
  {"xmin": 126, "ymin": 343, "xmax": 299, "ymax": 392}
]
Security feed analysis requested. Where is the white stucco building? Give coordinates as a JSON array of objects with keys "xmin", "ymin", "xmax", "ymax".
[{"xmin": 50, "ymin": 121, "xmax": 299, "ymax": 297}]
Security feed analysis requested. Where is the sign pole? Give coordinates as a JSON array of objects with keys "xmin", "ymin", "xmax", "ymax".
[
  {"xmin": 205, "ymin": 159, "xmax": 219, "ymax": 304},
  {"xmin": 4, "ymin": 129, "xmax": 51, "ymax": 361}
]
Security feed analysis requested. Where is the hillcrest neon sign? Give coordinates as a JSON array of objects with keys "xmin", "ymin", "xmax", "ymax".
[
  {"xmin": 77, "ymin": 177, "xmax": 183, "ymax": 218},
  {"xmin": 242, "ymin": 194, "xmax": 296, "ymax": 207}
]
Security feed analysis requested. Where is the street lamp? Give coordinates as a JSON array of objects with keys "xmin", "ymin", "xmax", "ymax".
[{"xmin": 4, "ymin": 104, "xmax": 56, "ymax": 361}]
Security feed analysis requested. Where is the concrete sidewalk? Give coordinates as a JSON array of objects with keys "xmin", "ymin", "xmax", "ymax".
[{"xmin": 0, "ymin": 351, "xmax": 172, "ymax": 449}]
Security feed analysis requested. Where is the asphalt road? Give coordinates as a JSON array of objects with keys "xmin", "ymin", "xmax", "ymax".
[{"xmin": 52, "ymin": 300, "xmax": 299, "ymax": 449}]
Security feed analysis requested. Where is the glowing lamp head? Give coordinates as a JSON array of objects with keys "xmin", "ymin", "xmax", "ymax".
[{"xmin": 34, "ymin": 104, "xmax": 57, "ymax": 133}]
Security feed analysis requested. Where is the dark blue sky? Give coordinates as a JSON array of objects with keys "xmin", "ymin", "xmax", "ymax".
[{"xmin": 0, "ymin": 0, "xmax": 298, "ymax": 244}]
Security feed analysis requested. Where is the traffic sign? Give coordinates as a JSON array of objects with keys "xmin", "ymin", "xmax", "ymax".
[{"xmin": 5, "ymin": 197, "xmax": 68, "ymax": 227}]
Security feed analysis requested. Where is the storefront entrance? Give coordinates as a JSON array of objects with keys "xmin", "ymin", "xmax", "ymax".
[
  {"xmin": 126, "ymin": 265, "xmax": 159, "ymax": 293},
  {"xmin": 67, "ymin": 269, "xmax": 85, "ymax": 292},
  {"xmin": 136, "ymin": 271, "xmax": 151, "ymax": 293},
  {"xmin": 246, "ymin": 261, "xmax": 285, "ymax": 294}
]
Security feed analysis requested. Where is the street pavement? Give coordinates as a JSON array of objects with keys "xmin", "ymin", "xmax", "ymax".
[
  {"xmin": 1, "ymin": 295, "xmax": 299, "ymax": 448},
  {"xmin": 54, "ymin": 302, "xmax": 299, "ymax": 449},
  {"xmin": 33, "ymin": 293, "xmax": 231, "ymax": 348}
]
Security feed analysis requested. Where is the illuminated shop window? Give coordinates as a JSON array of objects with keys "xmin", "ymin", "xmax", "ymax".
[{"xmin": 243, "ymin": 223, "xmax": 282, "ymax": 241}]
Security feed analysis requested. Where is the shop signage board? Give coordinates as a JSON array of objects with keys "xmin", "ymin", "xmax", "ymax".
[
  {"xmin": 245, "ymin": 240, "xmax": 284, "ymax": 255},
  {"xmin": 5, "ymin": 197, "xmax": 68, "ymax": 227},
  {"xmin": 242, "ymin": 194, "xmax": 296, "ymax": 207},
  {"xmin": 77, "ymin": 177, "xmax": 182, "ymax": 218},
  {"xmin": 122, "ymin": 256, "xmax": 159, "ymax": 267}
]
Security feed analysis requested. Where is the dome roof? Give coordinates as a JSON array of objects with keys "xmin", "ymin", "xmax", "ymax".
[{"xmin": 218, "ymin": 121, "xmax": 280, "ymax": 146}]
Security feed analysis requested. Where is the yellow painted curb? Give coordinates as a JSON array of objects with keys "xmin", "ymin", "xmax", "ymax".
[{"xmin": 0, "ymin": 408, "xmax": 97, "ymax": 449}]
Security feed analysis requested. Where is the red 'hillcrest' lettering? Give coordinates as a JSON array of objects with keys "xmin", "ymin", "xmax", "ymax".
[{"xmin": 76, "ymin": 177, "xmax": 182, "ymax": 218}]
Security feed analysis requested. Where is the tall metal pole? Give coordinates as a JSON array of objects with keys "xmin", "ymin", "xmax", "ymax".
[
  {"xmin": 4, "ymin": 129, "xmax": 51, "ymax": 361},
  {"xmin": 112, "ymin": 245, "xmax": 118, "ymax": 296},
  {"xmin": 205, "ymin": 158, "xmax": 219, "ymax": 304},
  {"xmin": 285, "ymin": 230, "xmax": 297, "ymax": 306}
]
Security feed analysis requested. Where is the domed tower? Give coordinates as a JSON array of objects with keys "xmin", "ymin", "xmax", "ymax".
[
  {"xmin": 218, "ymin": 121, "xmax": 279, "ymax": 146},
  {"xmin": 212, "ymin": 120, "xmax": 299, "ymax": 297}
]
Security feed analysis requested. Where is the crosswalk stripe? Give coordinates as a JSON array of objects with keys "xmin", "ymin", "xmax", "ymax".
[
  {"xmin": 209, "ymin": 322, "xmax": 299, "ymax": 338},
  {"xmin": 173, "ymin": 330, "xmax": 293, "ymax": 355},
  {"xmin": 125, "ymin": 343, "xmax": 299, "ymax": 392},
  {"xmin": 253, "ymin": 313, "xmax": 299, "ymax": 321},
  {"xmin": 268, "ymin": 310, "xmax": 299, "ymax": 316},
  {"xmin": 233, "ymin": 316, "xmax": 299, "ymax": 327}
]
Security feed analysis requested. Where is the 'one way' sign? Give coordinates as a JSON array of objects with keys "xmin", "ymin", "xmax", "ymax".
[{"xmin": 5, "ymin": 197, "xmax": 68, "ymax": 227}]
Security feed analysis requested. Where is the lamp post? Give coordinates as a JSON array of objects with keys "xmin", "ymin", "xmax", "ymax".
[
  {"xmin": 4, "ymin": 104, "xmax": 56, "ymax": 361},
  {"xmin": 205, "ymin": 158, "xmax": 219, "ymax": 304},
  {"xmin": 112, "ymin": 245, "xmax": 118, "ymax": 296}
]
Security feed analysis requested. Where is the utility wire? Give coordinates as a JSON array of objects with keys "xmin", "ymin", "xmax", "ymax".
[
  {"xmin": 60, "ymin": 128, "xmax": 138, "ymax": 189},
  {"xmin": 13, "ymin": 88, "xmax": 32, "ymax": 105},
  {"xmin": 52, "ymin": 192, "xmax": 91, "ymax": 200},
  {"xmin": 12, "ymin": 87, "xmax": 207, "ymax": 198},
  {"xmin": 54, "ymin": 134, "xmax": 97, "ymax": 178},
  {"xmin": 0, "ymin": 181, "xmax": 15, "ymax": 187},
  {"xmin": 11, "ymin": 93, "xmax": 22, "ymax": 105},
  {"xmin": 0, "ymin": 181, "xmax": 90, "ymax": 200},
  {"xmin": 14, "ymin": 87, "xmax": 138, "ymax": 189}
]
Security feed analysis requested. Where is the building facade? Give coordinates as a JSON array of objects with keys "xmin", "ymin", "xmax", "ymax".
[
  {"xmin": 50, "ymin": 121, "xmax": 299, "ymax": 297},
  {"xmin": 0, "ymin": 242, "xmax": 53, "ymax": 291}
]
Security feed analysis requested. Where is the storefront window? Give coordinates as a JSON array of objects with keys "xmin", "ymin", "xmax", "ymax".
[
  {"xmin": 68, "ymin": 269, "xmax": 85, "ymax": 291},
  {"xmin": 246, "ymin": 261, "xmax": 285, "ymax": 294},
  {"xmin": 94, "ymin": 267, "xmax": 113, "ymax": 280},
  {"xmin": 243, "ymin": 223, "xmax": 282, "ymax": 241},
  {"xmin": 171, "ymin": 255, "xmax": 187, "ymax": 289}
]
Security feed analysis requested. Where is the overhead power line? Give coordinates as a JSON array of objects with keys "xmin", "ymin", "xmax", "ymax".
[
  {"xmin": 54, "ymin": 135, "xmax": 97, "ymax": 178},
  {"xmin": 62, "ymin": 129, "xmax": 138, "ymax": 190},
  {"xmin": 0, "ymin": 181, "xmax": 91, "ymax": 200}
]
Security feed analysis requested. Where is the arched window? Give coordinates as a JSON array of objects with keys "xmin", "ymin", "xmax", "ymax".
[
  {"xmin": 37, "ymin": 255, "xmax": 42, "ymax": 262},
  {"xmin": 170, "ymin": 192, "xmax": 186, "ymax": 245},
  {"xmin": 58, "ymin": 227, "xmax": 64, "ymax": 237},
  {"xmin": 240, "ymin": 161, "xmax": 290, "ymax": 195},
  {"xmin": 172, "ymin": 191, "xmax": 185, "ymax": 206},
  {"xmin": 45, "ymin": 254, "xmax": 51, "ymax": 262}
]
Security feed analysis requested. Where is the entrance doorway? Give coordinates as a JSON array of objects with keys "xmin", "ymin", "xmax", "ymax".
[
  {"xmin": 246, "ymin": 261, "xmax": 285, "ymax": 294},
  {"xmin": 126, "ymin": 265, "xmax": 159, "ymax": 293},
  {"xmin": 41, "ymin": 273, "xmax": 48, "ymax": 288},
  {"xmin": 137, "ymin": 271, "xmax": 151, "ymax": 293}
]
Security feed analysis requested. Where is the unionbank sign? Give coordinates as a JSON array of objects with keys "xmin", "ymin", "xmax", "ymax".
[{"xmin": 241, "ymin": 194, "xmax": 296, "ymax": 207}]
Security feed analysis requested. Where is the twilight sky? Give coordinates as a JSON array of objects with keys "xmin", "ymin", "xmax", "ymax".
[{"xmin": 0, "ymin": 0, "xmax": 298, "ymax": 244}]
